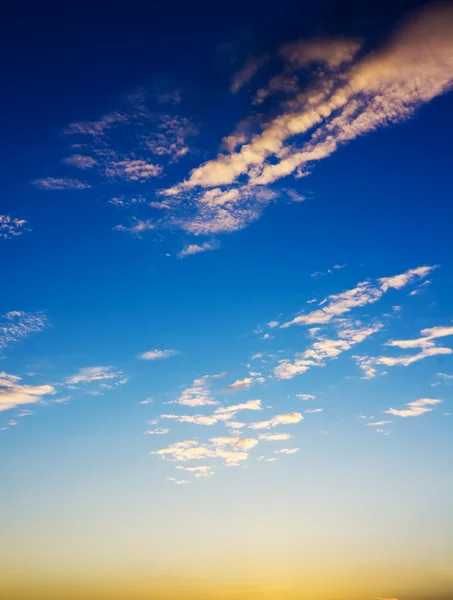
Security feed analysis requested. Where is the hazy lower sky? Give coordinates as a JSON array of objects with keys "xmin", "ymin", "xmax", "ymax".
[{"xmin": 1, "ymin": 1, "xmax": 453, "ymax": 599}]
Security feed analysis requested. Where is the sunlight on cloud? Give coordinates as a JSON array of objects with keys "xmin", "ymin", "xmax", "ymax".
[
  {"xmin": 0, "ymin": 215, "xmax": 29, "ymax": 239},
  {"xmin": 385, "ymin": 398, "xmax": 442, "ymax": 418},
  {"xmin": 0, "ymin": 372, "xmax": 55, "ymax": 412}
]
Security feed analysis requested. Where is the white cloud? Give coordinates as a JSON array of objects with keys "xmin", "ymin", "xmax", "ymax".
[
  {"xmin": 366, "ymin": 420, "xmax": 393, "ymax": 427},
  {"xmin": 276, "ymin": 448, "xmax": 300, "ymax": 455},
  {"xmin": 145, "ymin": 428, "xmax": 169, "ymax": 435},
  {"xmin": 305, "ymin": 408, "xmax": 323, "ymax": 414},
  {"xmin": 249, "ymin": 412, "xmax": 303, "ymax": 430},
  {"xmin": 0, "ymin": 311, "xmax": 47, "ymax": 352},
  {"xmin": 385, "ymin": 398, "xmax": 442, "ymax": 418},
  {"xmin": 113, "ymin": 218, "xmax": 155, "ymax": 237},
  {"xmin": 177, "ymin": 241, "xmax": 219, "ymax": 258},
  {"xmin": 231, "ymin": 54, "xmax": 269, "ymax": 93},
  {"xmin": 282, "ymin": 267, "xmax": 435, "ymax": 328},
  {"xmin": 356, "ymin": 324, "xmax": 453, "ymax": 377},
  {"xmin": 214, "ymin": 399, "xmax": 263, "ymax": 417},
  {"xmin": 62, "ymin": 154, "xmax": 97, "ymax": 169},
  {"xmin": 296, "ymin": 393, "xmax": 316, "ymax": 400},
  {"xmin": 66, "ymin": 366, "xmax": 123, "ymax": 385},
  {"xmin": 174, "ymin": 375, "xmax": 221, "ymax": 407},
  {"xmin": 275, "ymin": 321, "xmax": 382, "ymax": 380},
  {"xmin": 0, "ymin": 372, "xmax": 56, "ymax": 412},
  {"xmin": 32, "ymin": 177, "xmax": 91, "ymax": 190},
  {"xmin": 0, "ymin": 215, "xmax": 29, "ymax": 239},
  {"xmin": 258, "ymin": 433, "xmax": 292, "ymax": 441},
  {"xmin": 138, "ymin": 349, "xmax": 179, "ymax": 360},
  {"xmin": 104, "ymin": 159, "xmax": 162, "ymax": 181}
]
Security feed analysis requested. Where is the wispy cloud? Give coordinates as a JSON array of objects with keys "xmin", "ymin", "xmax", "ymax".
[
  {"xmin": 177, "ymin": 241, "xmax": 219, "ymax": 258},
  {"xmin": 113, "ymin": 218, "xmax": 155, "ymax": 237},
  {"xmin": 0, "ymin": 215, "xmax": 29, "ymax": 239},
  {"xmin": 249, "ymin": 412, "xmax": 303, "ymax": 430},
  {"xmin": 356, "ymin": 324, "xmax": 453, "ymax": 377},
  {"xmin": 62, "ymin": 154, "xmax": 97, "ymax": 169},
  {"xmin": 0, "ymin": 311, "xmax": 47, "ymax": 352},
  {"xmin": 138, "ymin": 349, "xmax": 179, "ymax": 360},
  {"xmin": 32, "ymin": 177, "xmax": 91, "ymax": 190},
  {"xmin": 385, "ymin": 398, "xmax": 442, "ymax": 418},
  {"xmin": 0, "ymin": 372, "xmax": 56, "ymax": 412},
  {"xmin": 282, "ymin": 266, "xmax": 435, "ymax": 328},
  {"xmin": 157, "ymin": 5, "xmax": 453, "ymax": 239},
  {"xmin": 66, "ymin": 366, "xmax": 124, "ymax": 385},
  {"xmin": 231, "ymin": 54, "xmax": 269, "ymax": 93}
]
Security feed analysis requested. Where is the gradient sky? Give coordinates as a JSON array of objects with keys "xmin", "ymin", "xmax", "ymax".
[{"xmin": 1, "ymin": 1, "xmax": 453, "ymax": 599}]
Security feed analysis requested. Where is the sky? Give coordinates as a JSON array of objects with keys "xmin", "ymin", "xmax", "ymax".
[{"xmin": 1, "ymin": 0, "xmax": 453, "ymax": 598}]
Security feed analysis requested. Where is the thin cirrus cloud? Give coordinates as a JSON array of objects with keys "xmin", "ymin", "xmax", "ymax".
[
  {"xmin": 0, "ymin": 311, "xmax": 47, "ymax": 352},
  {"xmin": 177, "ymin": 241, "xmax": 219, "ymax": 259},
  {"xmin": 138, "ymin": 349, "xmax": 179, "ymax": 360},
  {"xmin": 65, "ymin": 366, "xmax": 124, "ymax": 385},
  {"xmin": 0, "ymin": 372, "xmax": 56, "ymax": 412},
  {"xmin": 32, "ymin": 177, "xmax": 91, "ymax": 190},
  {"xmin": 62, "ymin": 154, "xmax": 97, "ymax": 169},
  {"xmin": 0, "ymin": 215, "xmax": 29, "ymax": 239},
  {"xmin": 248, "ymin": 412, "xmax": 303, "ymax": 430},
  {"xmin": 356, "ymin": 325, "xmax": 453, "ymax": 378},
  {"xmin": 155, "ymin": 4, "xmax": 453, "ymax": 240},
  {"xmin": 385, "ymin": 398, "xmax": 442, "ymax": 418}
]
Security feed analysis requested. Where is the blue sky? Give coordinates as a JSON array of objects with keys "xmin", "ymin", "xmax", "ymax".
[{"xmin": 1, "ymin": 1, "xmax": 453, "ymax": 598}]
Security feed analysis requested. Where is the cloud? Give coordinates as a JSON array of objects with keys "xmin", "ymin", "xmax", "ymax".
[
  {"xmin": 311, "ymin": 264, "xmax": 347, "ymax": 277},
  {"xmin": 0, "ymin": 311, "xmax": 47, "ymax": 352},
  {"xmin": 32, "ymin": 177, "xmax": 91, "ymax": 190},
  {"xmin": 145, "ymin": 428, "xmax": 169, "ymax": 435},
  {"xmin": 177, "ymin": 241, "xmax": 219, "ymax": 258},
  {"xmin": 296, "ymin": 393, "xmax": 316, "ymax": 400},
  {"xmin": 0, "ymin": 215, "xmax": 29, "ymax": 239},
  {"xmin": 138, "ymin": 349, "xmax": 179, "ymax": 360},
  {"xmin": 0, "ymin": 372, "xmax": 56, "ymax": 412},
  {"xmin": 249, "ymin": 412, "xmax": 303, "ymax": 430},
  {"xmin": 62, "ymin": 154, "xmax": 97, "ymax": 169},
  {"xmin": 231, "ymin": 54, "xmax": 269, "ymax": 93},
  {"xmin": 113, "ymin": 218, "xmax": 155, "ymax": 237},
  {"xmin": 214, "ymin": 399, "xmax": 263, "ymax": 417},
  {"xmin": 276, "ymin": 448, "xmax": 300, "ymax": 455},
  {"xmin": 174, "ymin": 375, "xmax": 222, "ymax": 407},
  {"xmin": 66, "ymin": 366, "xmax": 123, "ymax": 385},
  {"xmin": 282, "ymin": 267, "xmax": 435, "ymax": 328},
  {"xmin": 275, "ymin": 321, "xmax": 382, "ymax": 380},
  {"xmin": 156, "ymin": 4, "xmax": 453, "ymax": 239},
  {"xmin": 385, "ymin": 398, "xmax": 442, "ymax": 418},
  {"xmin": 366, "ymin": 420, "xmax": 393, "ymax": 427},
  {"xmin": 258, "ymin": 433, "xmax": 292, "ymax": 441},
  {"xmin": 356, "ymin": 324, "xmax": 453, "ymax": 377},
  {"xmin": 305, "ymin": 408, "xmax": 323, "ymax": 413},
  {"xmin": 104, "ymin": 159, "xmax": 162, "ymax": 181},
  {"xmin": 154, "ymin": 436, "xmax": 257, "ymax": 466}
]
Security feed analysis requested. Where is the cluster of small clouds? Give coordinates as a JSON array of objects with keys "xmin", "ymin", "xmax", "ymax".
[
  {"xmin": 272, "ymin": 266, "xmax": 435, "ymax": 380},
  {"xmin": 355, "ymin": 324, "xmax": 453, "ymax": 379},
  {"xmin": 0, "ymin": 311, "xmax": 47, "ymax": 352},
  {"xmin": 0, "ymin": 215, "xmax": 29, "ymax": 239}
]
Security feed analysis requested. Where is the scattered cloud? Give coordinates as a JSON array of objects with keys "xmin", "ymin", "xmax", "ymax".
[
  {"xmin": 177, "ymin": 241, "xmax": 219, "ymax": 258},
  {"xmin": 0, "ymin": 311, "xmax": 47, "ymax": 352},
  {"xmin": 32, "ymin": 177, "xmax": 91, "ymax": 190},
  {"xmin": 145, "ymin": 428, "xmax": 169, "ymax": 435},
  {"xmin": 249, "ymin": 412, "xmax": 303, "ymax": 430},
  {"xmin": 282, "ymin": 267, "xmax": 435, "ymax": 328},
  {"xmin": 259, "ymin": 433, "xmax": 292, "ymax": 441},
  {"xmin": 113, "ymin": 218, "xmax": 155, "ymax": 237},
  {"xmin": 66, "ymin": 366, "xmax": 123, "ymax": 385},
  {"xmin": 276, "ymin": 448, "xmax": 300, "ymax": 455},
  {"xmin": 0, "ymin": 372, "xmax": 56, "ymax": 412},
  {"xmin": 138, "ymin": 349, "xmax": 179, "ymax": 360},
  {"xmin": 305, "ymin": 408, "xmax": 323, "ymax": 413},
  {"xmin": 231, "ymin": 54, "xmax": 269, "ymax": 93},
  {"xmin": 0, "ymin": 215, "xmax": 29, "ymax": 239},
  {"xmin": 385, "ymin": 398, "xmax": 442, "ymax": 418},
  {"xmin": 296, "ymin": 393, "xmax": 316, "ymax": 400},
  {"xmin": 62, "ymin": 154, "xmax": 97, "ymax": 169}
]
